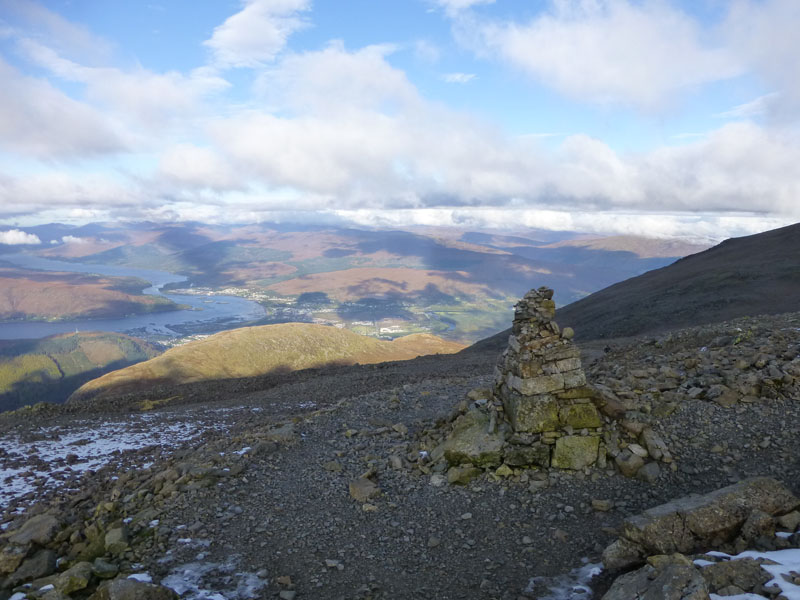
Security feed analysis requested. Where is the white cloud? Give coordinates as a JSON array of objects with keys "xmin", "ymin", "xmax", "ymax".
[
  {"xmin": 723, "ymin": 0, "xmax": 800, "ymax": 120},
  {"xmin": 331, "ymin": 208, "xmax": 794, "ymax": 243},
  {"xmin": 17, "ymin": 39, "xmax": 229, "ymax": 131},
  {"xmin": 204, "ymin": 0, "xmax": 310, "ymax": 68},
  {"xmin": 413, "ymin": 40, "xmax": 441, "ymax": 63},
  {"xmin": 432, "ymin": 0, "xmax": 495, "ymax": 17},
  {"xmin": 256, "ymin": 42, "xmax": 419, "ymax": 115},
  {"xmin": 442, "ymin": 72, "xmax": 476, "ymax": 83},
  {"xmin": 453, "ymin": 0, "xmax": 742, "ymax": 110},
  {"xmin": 0, "ymin": 229, "xmax": 41, "ymax": 245},
  {"xmin": 1, "ymin": 0, "xmax": 112, "ymax": 63},
  {"xmin": 157, "ymin": 145, "xmax": 241, "ymax": 191},
  {"xmin": 205, "ymin": 44, "xmax": 800, "ymax": 227},
  {"xmin": 0, "ymin": 171, "xmax": 145, "ymax": 216},
  {"xmin": 61, "ymin": 235, "xmax": 87, "ymax": 244},
  {"xmin": 0, "ymin": 58, "xmax": 128, "ymax": 158},
  {"xmin": 715, "ymin": 93, "xmax": 780, "ymax": 120}
]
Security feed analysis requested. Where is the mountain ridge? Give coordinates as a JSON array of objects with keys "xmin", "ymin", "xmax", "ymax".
[{"xmin": 69, "ymin": 323, "xmax": 465, "ymax": 403}]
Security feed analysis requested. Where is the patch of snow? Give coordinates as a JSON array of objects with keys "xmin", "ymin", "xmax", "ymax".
[
  {"xmin": 693, "ymin": 559, "xmax": 716, "ymax": 567},
  {"xmin": 162, "ymin": 560, "xmax": 268, "ymax": 600},
  {"xmin": 0, "ymin": 414, "xmax": 230, "ymax": 511},
  {"xmin": 10, "ymin": 593, "xmax": 27, "ymax": 600},
  {"xmin": 233, "ymin": 447, "xmax": 251, "ymax": 455},
  {"xmin": 525, "ymin": 559, "xmax": 602, "ymax": 599},
  {"xmin": 128, "ymin": 573, "xmax": 152, "ymax": 583},
  {"xmin": 149, "ymin": 519, "xmax": 160, "ymax": 527},
  {"xmin": 702, "ymin": 549, "xmax": 800, "ymax": 600},
  {"xmin": 39, "ymin": 584, "xmax": 55, "ymax": 591}
]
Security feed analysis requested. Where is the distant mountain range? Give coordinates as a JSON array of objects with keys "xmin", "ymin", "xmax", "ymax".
[{"xmin": 2, "ymin": 221, "xmax": 708, "ymax": 342}]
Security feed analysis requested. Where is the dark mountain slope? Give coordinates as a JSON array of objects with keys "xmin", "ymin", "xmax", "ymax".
[
  {"xmin": 557, "ymin": 222, "xmax": 800, "ymax": 339},
  {"xmin": 469, "ymin": 222, "xmax": 800, "ymax": 350}
]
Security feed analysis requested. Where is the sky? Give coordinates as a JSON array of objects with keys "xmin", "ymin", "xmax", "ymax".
[{"xmin": 0, "ymin": 0, "xmax": 798, "ymax": 242}]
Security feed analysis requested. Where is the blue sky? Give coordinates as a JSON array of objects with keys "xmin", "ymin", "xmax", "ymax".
[{"xmin": 0, "ymin": 0, "xmax": 798, "ymax": 242}]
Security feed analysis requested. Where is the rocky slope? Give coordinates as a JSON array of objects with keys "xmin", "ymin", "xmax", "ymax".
[
  {"xmin": 1, "ymin": 309, "xmax": 798, "ymax": 599},
  {"xmin": 69, "ymin": 324, "xmax": 465, "ymax": 403}
]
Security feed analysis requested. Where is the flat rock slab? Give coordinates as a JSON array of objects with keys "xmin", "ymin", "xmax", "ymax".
[{"xmin": 604, "ymin": 477, "xmax": 799, "ymax": 567}]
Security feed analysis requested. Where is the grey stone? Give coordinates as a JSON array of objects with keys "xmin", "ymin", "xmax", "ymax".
[
  {"xmin": 636, "ymin": 461, "xmax": 661, "ymax": 484},
  {"xmin": 349, "ymin": 478, "xmax": 380, "ymax": 502},
  {"xmin": 92, "ymin": 558, "xmax": 119, "ymax": 580},
  {"xmin": 0, "ymin": 544, "xmax": 28, "ymax": 575},
  {"xmin": 551, "ymin": 436, "xmax": 599, "ymax": 470},
  {"xmin": 615, "ymin": 449, "xmax": 645, "ymax": 478},
  {"xmin": 104, "ymin": 527, "xmax": 130, "ymax": 555},
  {"xmin": 616, "ymin": 477, "xmax": 798, "ymax": 557},
  {"xmin": 602, "ymin": 560, "xmax": 708, "ymax": 600},
  {"xmin": 55, "ymin": 561, "xmax": 93, "ymax": 594},
  {"xmin": 701, "ymin": 557, "xmax": 770, "ymax": 593},
  {"xmin": 263, "ymin": 423, "xmax": 296, "ymax": 443},
  {"xmin": 777, "ymin": 510, "xmax": 800, "ymax": 531},
  {"xmin": 438, "ymin": 410, "xmax": 505, "ymax": 467},
  {"xmin": 3, "ymin": 514, "xmax": 60, "ymax": 546},
  {"xmin": 5, "ymin": 549, "xmax": 57, "ymax": 587},
  {"xmin": 641, "ymin": 428, "xmax": 671, "ymax": 462},
  {"xmin": 93, "ymin": 578, "xmax": 178, "ymax": 600},
  {"xmin": 503, "ymin": 443, "xmax": 550, "ymax": 468},
  {"xmin": 602, "ymin": 538, "xmax": 645, "ymax": 571},
  {"xmin": 503, "ymin": 394, "xmax": 559, "ymax": 433}
]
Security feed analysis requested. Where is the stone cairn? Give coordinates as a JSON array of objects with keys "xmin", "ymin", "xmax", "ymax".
[
  {"xmin": 434, "ymin": 285, "xmax": 672, "ymax": 482},
  {"xmin": 494, "ymin": 286, "xmax": 604, "ymax": 470}
]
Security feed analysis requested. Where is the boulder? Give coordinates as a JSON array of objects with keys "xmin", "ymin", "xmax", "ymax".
[
  {"xmin": 503, "ymin": 394, "xmax": 559, "ymax": 433},
  {"xmin": 614, "ymin": 449, "xmax": 645, "ymax": 478},
  {"xmin": 559, "ymin": 403, "xmax": 603, "ymax": 429},
  {"xmin": 437, "ymin": 410, "xmax": 505, "ymax": 467},
  {"xmin": 91, "ymin": 578, "xmax": 177, "ymax": 600},
  {"xmin": 92, "ymin": 558, "xmax": 119, "ymax": 580},
  {"xmin": 602, "ymin": 557, "xmax": 709, "ymax": 600},
  {"xmin": 551, "ymin": 436, "xmax": 599, "ymax": 470},
  {"xmin": 0, "ymin": 544, "xmax": 28, "ymax": 575},
  {"xmin": 104, "ymin": 527, "xmax": 130, "ymax": 555},
  {"xmin": 446, "ymin": 466, "xmax": 482, "ymax": 485},
  {"xmin": 606, "ymin": 477, "xmax": 798, "ymax": 564},
  {"xmin": 602, "ymin": 538, "xmax": 646, "ymax": 571},
  {"xmin": 3, "ymin": 514, "xmax": 60, "ymax": 546},
  {"xmin": 4, "ymin": 549, "xmax": 57, "ymax": 587},
  {"xmin": 55, "ymin": 561, "xmax": 94, "ymax": 595},
  {"xmin": 349, "ymin": 478, "xmax": 380, "ymax": 503},
  {"xmin": 503, "ymin": 443, "xmax": 550, "ymax": 468},
  {"xmin": 700, "ymin": 558, "xmax": 770, "ymax": 594}
]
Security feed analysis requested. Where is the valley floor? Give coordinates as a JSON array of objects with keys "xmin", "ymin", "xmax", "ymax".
[{"xmin": 1, "ymin": 313, "xmax": 799, "ymax": 599}]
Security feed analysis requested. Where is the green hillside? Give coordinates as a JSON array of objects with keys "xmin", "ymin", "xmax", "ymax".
[
  {"xmin": 0, "ymin": 332, "xmax": 161, "ymax": 412},
  {"xmin": 70, "ymin": 323, "xmax": 466, "ymax": 403}
]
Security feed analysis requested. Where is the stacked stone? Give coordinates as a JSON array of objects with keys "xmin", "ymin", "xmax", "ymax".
[{"xmin": 495, "ymin": 286, "xmax": 604, "ymax": 470}]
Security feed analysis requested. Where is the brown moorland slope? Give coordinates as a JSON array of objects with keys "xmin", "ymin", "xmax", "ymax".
[
  {"xmin": 0, "ymin": 267, "xmax": 178, "ymax": 321},
  {"xmin": 69, "ymin": 323, "xmax": 465, "ymax": 402},
  {"xmin": 469, "ymin": 222, "xmax": 800, "ymax": 351}
]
